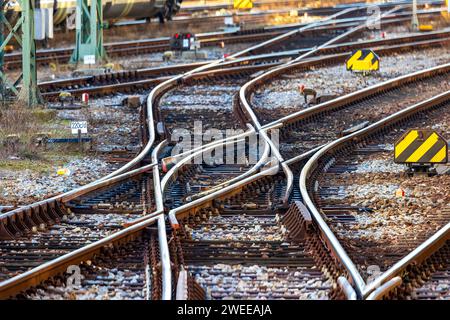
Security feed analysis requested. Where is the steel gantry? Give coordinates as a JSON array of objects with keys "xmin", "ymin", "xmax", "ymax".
[
  {"xmin": 70, "ymin": 0, "xmax": 107, "ymax": 65},
  {"xmin": 0, "ymin": 0, "xmax": 41, "ymax": 107}
]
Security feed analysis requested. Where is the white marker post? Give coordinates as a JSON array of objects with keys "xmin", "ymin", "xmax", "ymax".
[
  {"xmin": 83, "ymin": 55, "xmax": 95, "ymax": 66},
  {"xmin": 71, "ymin": 121, "xmax": 88, "ymax": 152},
  {"xmin": 412, "ymin": 0, "xmax": 419, "ymax": 31}
]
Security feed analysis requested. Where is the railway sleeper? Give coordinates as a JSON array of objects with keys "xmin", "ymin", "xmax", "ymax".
[{"xmin": 0, "ymin": 202, "xmax": 67, "ymax": 240}]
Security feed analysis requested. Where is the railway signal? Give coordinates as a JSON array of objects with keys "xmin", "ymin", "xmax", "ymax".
[
  {"xmin": 394, "ymin": 129, "xmax": 448, "ymax": 175},
  {"xmin": 346, "ymin": 49, "xmax": 380, "ymax": 73},
  {"xmin": 81, "ymin": 93, "xmax": 90, "ymax": 106},
  {"xmin": 170, "ymin": 33, "xmax": 195, "ymax": 51}
]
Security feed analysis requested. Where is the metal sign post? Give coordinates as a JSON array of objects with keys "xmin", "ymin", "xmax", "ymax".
[
  {"xmin": 70, "ymin": 0, "xmax": 106, "ymax": 65},
  {"xmin": 71, "ymin": 121, "xmax": 88, "ymax": 152},
  {"xmin": 411, "ymin": 0, "xmax": 419, "ymax": 31}
]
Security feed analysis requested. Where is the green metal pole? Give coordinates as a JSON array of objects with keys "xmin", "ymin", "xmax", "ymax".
[
  {"xmin": 96, "ymin": 0, "xmax": 106, "ymax": 60},
  {"xmin": 20, "ymin": 0, "xmax": 41, "ymax": 107},
  {"xmin": 411, "ymin": 0, "xmax": 419, "ymax": 31},
  {"xmin": 0, "ymin": 0, "xmax": 5, "ymax": 102}
]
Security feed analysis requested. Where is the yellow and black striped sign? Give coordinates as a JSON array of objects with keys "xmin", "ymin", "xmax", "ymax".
[
  {"xmin": 346, "ymin": 49, "xmax": 379, "ymax": 72},
  {"xmin": 394, "ymin": 129, "xmax": 448, "ymax": 164},
  {"xmin": 234, "ymin": 0, "xmax": 253, "ymax": 9}
]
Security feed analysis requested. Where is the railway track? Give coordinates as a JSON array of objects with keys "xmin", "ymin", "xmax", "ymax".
[
  {"xmin": 300, "ymin": 89, "xmax": 450, "ymax": 299},
  {"xmin": 274, "ymin": 66, "xmax": 450, "ymax": 160},
  {"xmin": 156, "ymin": 15, "xmax": 450, "ymax": 204},
  {"xmin": 161, "ymin": 62, "xmax": 450, "ymax": 299},
  {"xmin": 3, "ymin": 15, "xmax": 357, "ymax": 70},
  {"xmin": 394, "ymin": 240, "xmax": 449, "ymax": 300},
  {"xmin": 36, "ymin": 19, "xmax": 449, "ymax": 100},
  {"xmin": 136, "ymin": 8, "xmax": 450, "ymax": 298},
  {"xmin": 2, "ymin": 7, "xmax": 364, "ymax": 298},
  {"xmin": 0, "ymin": 68, "xmax": 171, "ymax": 298},
  {"xmin": 18, "ymin": 227, "xmax": 161, "ymax": 300},
  {"xmin": 2, "ymin": 6, "xmax": 441, "ymax": 71},
  {"xmin": 170, "ymin": 66, "xmax": 450, "ymax": 300},
  {"xmin": 174, "ymin": 182, "xmax": 346, "ymax": 299},
  {"xmin": 1, "ymin": 4, "xmax": 449, "ymax": 300},
  {"xmin": 304, "ymin": 95, "xmax": 449, "ymax": 277}
]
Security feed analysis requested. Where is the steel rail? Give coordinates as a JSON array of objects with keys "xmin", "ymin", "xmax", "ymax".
[
  {"xmin": 238, "ymin": 6, "xmax": 405, "ymax": 206},
  {"xmin": 262, "ymin": 62, "xmax": 450, "ymax": 130},
  {"xmin": 167, "ymin": 162, "xmax": 280, "ymax": 229},
  {"xmin": 160, "ymin": 124, "xmax": 255, "ymax": 168},
  {"xmin": 0, "ymin": 209, "xmax": 163, "ymax": 299},
  {"xmin": 151, "ymin": 140, "xmax": 173, "ymax": 300},
  {"xmin": 36, "ymin": 22, "xmax": 450, "ymax": 99},
  {"xmin": 365, "ymin": 277, "xmax": 402, "ymax": 300},
  {"xmin": 160, "ymin": 131, "xmax": 253, "ymax": 192},
  {"xmin": 2, "ymin": 6, "xmax": 444, "ymax": 71},
  {"xmin": 299, "ymin": 90, "xmax": 450, "ymax": 299},
  {"xmin": 6, "ymin": 11, "xmax": 354, "ymax": 299},
  {"xmin": 338, "ymin": 277, "xmax": 357, "ymax": 300},
  {"xmin": 231, "ymin": 7, "xmax": 360, "ymax": 58},
  {"xmin": 233, "ymin": 8, "xmax": 375, "ymax": 202},
  {"xmin": 161, "ymin": 131, "xmax": 271, "ymax": 203},
  {"xmin": 0, "ymin": 4, "xmax": 445, "ymax": 299}
]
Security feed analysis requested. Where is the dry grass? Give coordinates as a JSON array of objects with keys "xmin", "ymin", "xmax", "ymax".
[{"xmin": 0, "ymin": 102, "xmax": 56, "ymax": 159}]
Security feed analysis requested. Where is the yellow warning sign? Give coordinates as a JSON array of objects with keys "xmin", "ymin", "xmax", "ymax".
[
  {"xmin": 234, "ymin": 0, "xmax": 253, "ymax": 9},
  {"xmin": 346, "ymin": 49, "xmax": 380, "ymax": 72},
  {"xmin": 419, "ymin": 25, "xmax": 433, "ymax": 32},
  {"xmin": 394, "ymin": 129, "xmax": 448, "ymax": 164}
]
